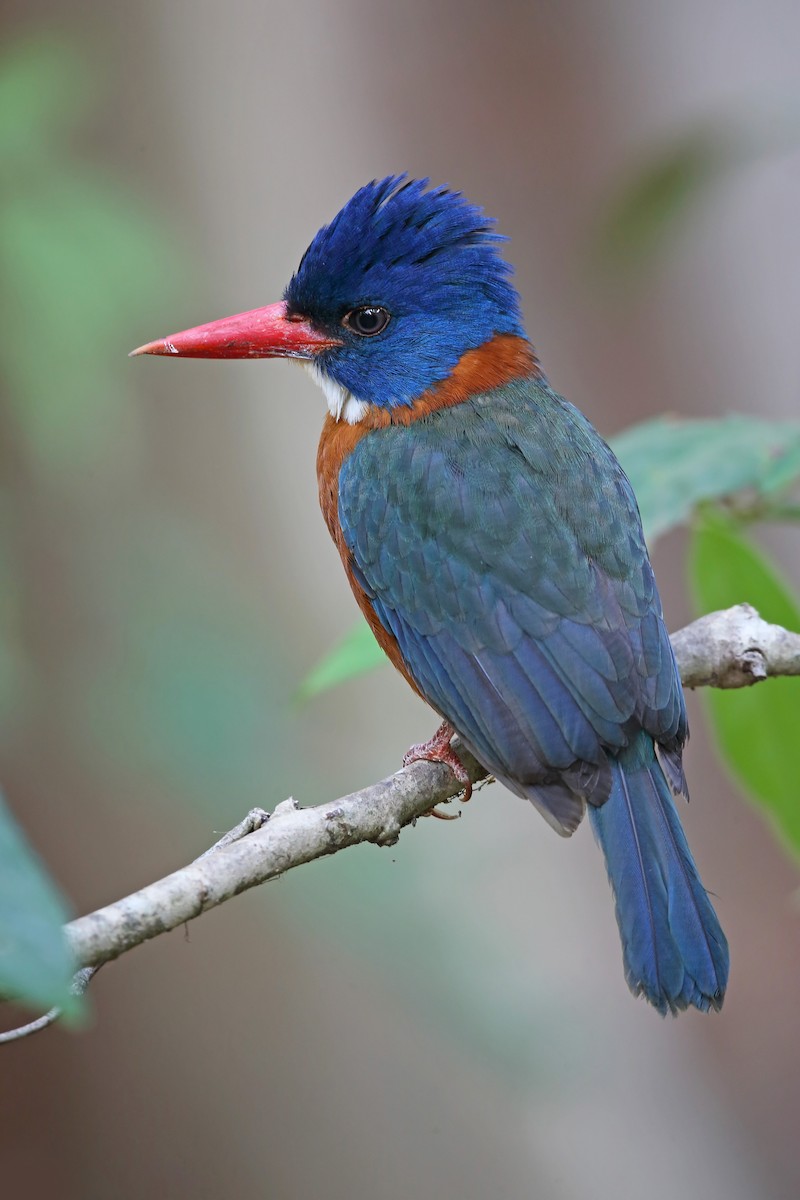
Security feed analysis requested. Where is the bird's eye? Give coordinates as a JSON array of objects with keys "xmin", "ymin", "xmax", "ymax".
[{"xmin": 342, "ymin": 306, "xmax": 391, "ymax": 337}]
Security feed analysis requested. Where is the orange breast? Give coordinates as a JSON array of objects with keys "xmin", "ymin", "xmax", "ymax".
[
  {"xmin": 315, "ymin": 333, "xmax": 538, "ymax": 691},
  {"xmin": 316, "ymin": 414, "xmax": 422, "ymax": 692}
]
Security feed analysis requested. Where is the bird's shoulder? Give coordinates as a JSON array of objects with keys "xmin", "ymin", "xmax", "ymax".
[{"xmin": 338, "ymin": 376, "xmax": 648, "ymax": 594}]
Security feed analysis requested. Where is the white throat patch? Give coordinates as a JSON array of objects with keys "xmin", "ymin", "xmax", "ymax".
[{"xmin": 304, "ymin": 361, "xmax": 369, "ymax": 425}]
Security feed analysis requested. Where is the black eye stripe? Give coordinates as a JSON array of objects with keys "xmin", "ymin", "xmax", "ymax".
[{"xmin": 342, "ymin": 306, "xmax": 391, "ymax": 337}]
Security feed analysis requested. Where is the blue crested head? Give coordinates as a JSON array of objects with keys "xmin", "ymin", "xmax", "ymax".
[{"xmin": 284, "ymin": 176, "xmax": 527, "ymax": 412}]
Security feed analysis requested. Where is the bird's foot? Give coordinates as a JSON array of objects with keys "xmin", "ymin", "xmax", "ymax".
[{"xmin": 403, "ymin": 721, "xmax": 472, "ymax": 817}]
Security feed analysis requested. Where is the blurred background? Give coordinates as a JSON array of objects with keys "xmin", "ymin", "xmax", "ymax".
[{"xmin": 1, "ymin": 1, "xmax": 799, "ymax": 1197}]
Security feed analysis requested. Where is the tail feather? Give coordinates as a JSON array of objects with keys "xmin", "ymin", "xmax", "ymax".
[{"xmin": 589, "ymin": 734, "xmax": 729, "ymax": 1014}]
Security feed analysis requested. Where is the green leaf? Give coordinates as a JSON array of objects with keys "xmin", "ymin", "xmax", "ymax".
[
  {"xmin": 0, "ymin": 790, "xmax": 80, "ymax": 1018},
  {"xmin": 298, "ymin": 621, "xmax": 385, "ymax": 700},
  {"xmin": 759, "ymin": 438, "xmax": 800, "ymax": 496},
  {"xmin": 689, "ymin": 516, "xmax": 800, "ymax": 857},
  {"xmin": 611, "ymin": 415, "xmax": 800, "ymax": 543}
]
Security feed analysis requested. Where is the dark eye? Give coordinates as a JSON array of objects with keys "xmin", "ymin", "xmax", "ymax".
[{"xmin": 342, "ymin": 306, "xmax": 391, "ymax": 337}]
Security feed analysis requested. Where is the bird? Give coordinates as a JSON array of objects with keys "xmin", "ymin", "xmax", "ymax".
[{"xmin": 131, "ymin": 176, "xmax": 729, "ymax": 1015}]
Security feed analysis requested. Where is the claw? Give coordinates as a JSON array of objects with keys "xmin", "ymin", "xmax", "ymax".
[
  {"xmin": 403, "ymin": 720, "xmax": 472, "ymax": 807},
  {"xmin": 424, "ymin": 804, "xmax": 462, "ymax": 821}
]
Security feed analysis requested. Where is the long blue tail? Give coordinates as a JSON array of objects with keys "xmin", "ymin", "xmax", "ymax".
[{"xmin": 589, "ymin": 733, "xmax": 729, "ymax": 1014}]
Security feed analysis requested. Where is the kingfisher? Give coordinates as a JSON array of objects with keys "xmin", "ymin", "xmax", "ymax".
[{"xmin": 132, "ymin": 176, "xmax": 729, "ymax": 1014}]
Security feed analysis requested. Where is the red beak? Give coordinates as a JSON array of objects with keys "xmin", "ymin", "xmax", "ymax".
[{"xmin": 129, "ymin": 300, "xmax": 340, "ymax": 360}]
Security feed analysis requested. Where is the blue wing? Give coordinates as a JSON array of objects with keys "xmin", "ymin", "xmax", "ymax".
[{"xmin": 338, "ymin": 378, "xmax": 686, "ymax": 835}]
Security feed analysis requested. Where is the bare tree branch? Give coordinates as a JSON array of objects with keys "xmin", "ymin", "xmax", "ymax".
[
  {"xmin": 2, "ymin": 602, "xmax": 799, "ymax": 1041},
  {"xmin": 65, "ymin": 602, "xmax": 800, "ymax": 968},
  {"xmin": 671, "ymin": 603, "xmax": 800, "ymax": 688},
  {"xmin": 65, "ymin": 755, "xmax": 488, "ymax": 972}
]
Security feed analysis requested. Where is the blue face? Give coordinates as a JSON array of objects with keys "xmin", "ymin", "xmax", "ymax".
[{"xmin": 284, "ymin": 177, "xmax": 526, "ymax": 409}]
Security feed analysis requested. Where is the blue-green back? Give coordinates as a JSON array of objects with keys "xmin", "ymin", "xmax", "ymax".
[{"xmin": 338, "ymin": 377, "xmax": 686, "ymax": 834}]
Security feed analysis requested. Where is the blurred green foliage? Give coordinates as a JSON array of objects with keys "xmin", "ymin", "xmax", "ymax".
[
  {"xmin": 691, "ymin": 515, "xmax": 800, "ymax": 855},
  {"xmin": 298, "ymin": 615, "xmax": 388, "ymax": 699},
  {"xmin": 71, "ymin": 512, "xmax": 293, "ymax": 806},
  {"xmin": 615, "ymin": 416, "xmax": 800, "ymax": 540},
  {"xmin": 0, "ymin": 38, "xmax": 93, "ymax": 158},
  {"xmin": 0, "ymin": 522, "xmax": 29, "ymax": 735},
  {"xmin": 0, "ymin": 789, "xmax": 80, "ymax": 1018},
  {"xmin": 0, "ymin": 38, "xmax": 185, "ymax": 478}
]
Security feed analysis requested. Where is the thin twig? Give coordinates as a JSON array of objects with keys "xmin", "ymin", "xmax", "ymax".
[{"xmin": 0, "ymin": 968, "xmax": 97, "ymax": 1045}]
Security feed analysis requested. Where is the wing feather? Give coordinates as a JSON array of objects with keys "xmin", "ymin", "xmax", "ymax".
[{"xmin": 337, "ymin": 379, "xmax": 686, "ymax": 834}]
